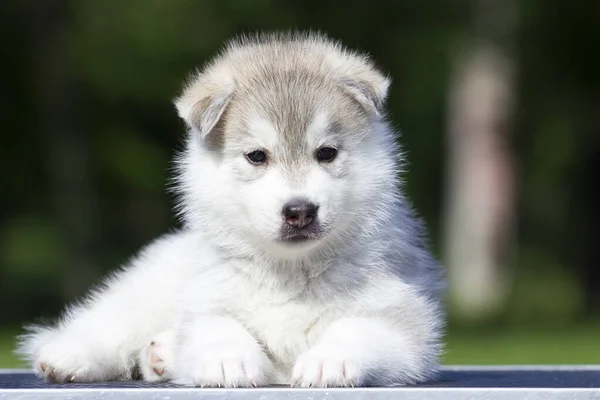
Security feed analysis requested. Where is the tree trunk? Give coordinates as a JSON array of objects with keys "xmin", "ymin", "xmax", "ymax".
[{"xmin": 444, "ymin": 0, "xmax": 517, "ymax": 321}]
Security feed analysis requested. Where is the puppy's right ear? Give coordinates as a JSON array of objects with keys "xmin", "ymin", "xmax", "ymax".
[{"xmin": 174, "ymin": 74, "xmax": 234, "ymax": 139}]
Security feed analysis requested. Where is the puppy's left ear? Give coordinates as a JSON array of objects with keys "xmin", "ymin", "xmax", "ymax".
[
  {"xmin": 337, "ymin": 57, "xmax": 391, "ymax": 118},
  {"xmin": 174, "ymin": 74, "xmax": 235, "ymax": 139}
]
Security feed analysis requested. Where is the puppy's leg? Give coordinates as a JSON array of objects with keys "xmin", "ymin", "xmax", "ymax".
[
  {"xmin": 171, "ymin": 316, "xmax": 274, "ymax": 387},
  {"xmin": 17, "ymin": 303, "xmax": 143, "ymax": 383},
  {"xmin": 292, "ymin": 317, "xmax": 440, "ymax": 387},
  {"xmin": 15, "ymin": 233, "xmax": 193, "ymax": 383}
]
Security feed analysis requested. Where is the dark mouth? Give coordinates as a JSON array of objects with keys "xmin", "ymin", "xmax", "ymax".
[{"xmin": 281, "ymin": 234, "xmax": 314, "ymax": 244}]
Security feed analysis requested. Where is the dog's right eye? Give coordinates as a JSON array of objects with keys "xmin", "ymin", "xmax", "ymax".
[{"xmin": 245, "ymin": 150, "xmax": 267, "ymax": 165}]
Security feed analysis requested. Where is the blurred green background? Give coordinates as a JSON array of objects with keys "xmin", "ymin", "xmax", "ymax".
[{"xmin": 1, "ymin": 0, "xmax": 599, "ymax": 369}]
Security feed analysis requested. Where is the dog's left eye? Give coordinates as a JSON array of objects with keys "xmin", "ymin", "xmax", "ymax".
[
  {"xmin": 246, "ymin": 150, "xmax": 267, "ymax": 165},
  {"xmin": 316, "ymin": 147, "xmax": 338, "ymax": 162}
]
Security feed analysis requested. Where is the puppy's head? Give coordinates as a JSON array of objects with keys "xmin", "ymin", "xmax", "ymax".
[{"xmin": 175, "ymin": 33, "xmax": 400, "ymax": 260}]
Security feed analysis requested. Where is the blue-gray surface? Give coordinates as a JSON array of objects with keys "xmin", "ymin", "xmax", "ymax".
[{"xmin": 2, "ymin": 366, "xmax": 600, "ymax": 399}]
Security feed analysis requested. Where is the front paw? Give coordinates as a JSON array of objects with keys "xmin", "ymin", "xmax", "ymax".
[
  {"xmin": 172, "ymin": 340, "xmax": 273, "ymax": 388},
  {"xmin": 292, "ymin": 344, "xmax": 363, "ymax": 388}
]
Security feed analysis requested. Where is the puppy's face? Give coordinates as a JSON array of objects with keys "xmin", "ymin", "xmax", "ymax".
[
  {"xmin": 214, "ymin": 81, "xmax": 373, "ymax": 255},
  {"xmin": 175, "ymin": 35, "xmax": 395, "ymax": 259}
]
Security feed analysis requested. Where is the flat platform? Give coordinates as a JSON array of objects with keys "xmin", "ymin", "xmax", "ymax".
[{"xmin": 2, "ymin": 366, "xmax": 600, "ymax": 399}]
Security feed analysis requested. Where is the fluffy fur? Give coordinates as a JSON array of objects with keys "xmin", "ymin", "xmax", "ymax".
[{"xmin": 16, "ymin": 32, "xmax": 445, "ymax": 387}]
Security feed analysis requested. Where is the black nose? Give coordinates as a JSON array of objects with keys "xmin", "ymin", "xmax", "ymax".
[{"xmin": 283, "ymin": 200, "xmax": 318, "ymax": 229}]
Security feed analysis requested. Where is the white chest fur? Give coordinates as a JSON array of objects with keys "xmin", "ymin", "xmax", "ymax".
[{"xmin": 234, "ymin": 296, "xmax": 336, "ymax": 368}]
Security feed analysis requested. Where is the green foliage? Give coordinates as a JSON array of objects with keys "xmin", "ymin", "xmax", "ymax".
[{"xmin": 444, "ymin": 324, "xmax": 600, "ymax": 365}]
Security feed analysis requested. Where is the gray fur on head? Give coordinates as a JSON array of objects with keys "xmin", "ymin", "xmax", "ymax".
[{"xmin": 175, "ymin": 32, "xmax": 391, "ymax": 139}]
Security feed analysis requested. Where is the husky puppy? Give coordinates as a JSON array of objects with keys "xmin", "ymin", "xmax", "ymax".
[{"xmin": 16, "ymin": 32, "xmax": 444, "ymax": 388}]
